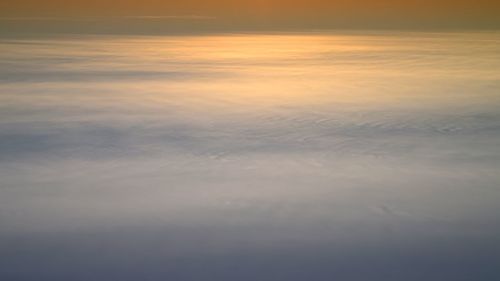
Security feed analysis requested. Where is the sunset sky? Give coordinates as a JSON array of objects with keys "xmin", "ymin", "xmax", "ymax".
[
  {"xmin": 1, "ymin": 0, "xmax": 500, "ymax": 33},
  {"xmin": 2, "ymin": 1, "xmax": 500, "ymax": 281}
]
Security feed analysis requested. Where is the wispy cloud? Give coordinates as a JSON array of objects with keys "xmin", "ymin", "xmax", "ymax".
[
  {"xmin": 0, "ymin": 15, "xmax": 216, "ymax": 22},
  {"xmin": 121, "ymin": 15, "xmax": 216, "ymax": 20}
]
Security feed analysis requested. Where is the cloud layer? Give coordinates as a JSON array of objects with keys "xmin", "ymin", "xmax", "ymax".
[{"xmin": 1, "ymin": 32, "xmax": 500, "ymax": 280}]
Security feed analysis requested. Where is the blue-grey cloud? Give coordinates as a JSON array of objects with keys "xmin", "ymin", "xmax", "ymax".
[{"xmin": 1, "ymin": 32, "xmax": 500, "ymax": 281}]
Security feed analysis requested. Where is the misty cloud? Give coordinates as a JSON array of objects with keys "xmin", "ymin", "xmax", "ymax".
[{"xmin": 1, "ymin": 32, "xmax": 500, "ymax": 280}]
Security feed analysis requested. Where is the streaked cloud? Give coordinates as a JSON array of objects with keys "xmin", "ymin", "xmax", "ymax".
[
  {"xmin": 1, "ymin": 32, "xmax": 499, "ymax": 280},
  {"xmin": 0, "ymin": 15, "xmax": 216, "ymax": 22}
]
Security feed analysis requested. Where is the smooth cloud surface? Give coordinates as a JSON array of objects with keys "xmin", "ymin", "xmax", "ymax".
[{"xmin": 0, "ymin": 32, "xmax": 500, "ymax": 280}]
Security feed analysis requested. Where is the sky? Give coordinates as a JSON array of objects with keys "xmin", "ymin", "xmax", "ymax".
[
  {"xmin": 1, "ymin": 0, "xmax": 500, "ymax": 34},
  {"xmin": 1, "ymin": 1, "xmax": 500, "ymax": 281}
]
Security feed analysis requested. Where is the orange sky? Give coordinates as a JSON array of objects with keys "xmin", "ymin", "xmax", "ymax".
[{"xmin": 1, "ymin": 0, "xmax": 499, "ymax": 29}]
